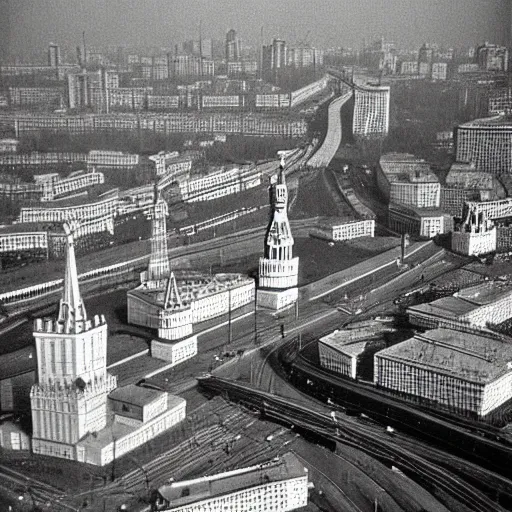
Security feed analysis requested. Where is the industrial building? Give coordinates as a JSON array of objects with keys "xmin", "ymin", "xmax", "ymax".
[
  {"xmin": 374, "ymin": 328, "xmax": 512, "ymax": 417},
  {"xmin": 153, "ymin": 453, "xmax": 309, "ymax": 512},
  {"xmin": 407, "ymin": 281, "xmax": 512, "ymax": 330}
]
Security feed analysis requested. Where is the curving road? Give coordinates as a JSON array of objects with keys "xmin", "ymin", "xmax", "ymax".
[{"xmin": 308, "ymin": 91, "xmax": 353, "ymax": 169}]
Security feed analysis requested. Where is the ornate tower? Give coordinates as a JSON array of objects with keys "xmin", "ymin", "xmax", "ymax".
[
  {"xmin": 142, "ymin": 194, "xmax": 171, "ymax": 286},
  {"xmin": 30, "ymin": 223, "xmax": 117, "ymax": 461},
  {"xmin": 257, "ymin": 157, "xmax": 299, "ymax": 309},
  {"xmin": 151, "ymin": 272, "xmax": 198, "ymax": 365}
]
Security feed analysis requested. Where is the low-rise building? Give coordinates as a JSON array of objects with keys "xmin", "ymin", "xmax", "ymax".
[
  {"xmin": 312, "ymin": 217, "xmax": 375, "ymax": 242},
  {"xmin": 319, "ymin": 327, "xmax": 386, "ymax": 380},
  {"xmin": 153, "ymin": 453, "xmax": 309, "ymax": 512},
  {"xmin": 374, "ymin": 328, "xmax": 512, "ymax": 417},
  {"xmin": 388, "ymin": 203, "xmax": 452, "ymax": 238}
]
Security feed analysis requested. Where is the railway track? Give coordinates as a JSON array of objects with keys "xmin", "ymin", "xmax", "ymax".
[{"xmin": 198, "ymin": 375, "xmax": 508, "ymax": 512}]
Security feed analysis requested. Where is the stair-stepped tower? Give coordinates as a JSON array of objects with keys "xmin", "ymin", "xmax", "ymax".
[
  {"xmin": 30, "ymin": 222, "xmax": 117, "ymax": 461},
  {"xmin": 257, "ymin": 156, "xmax": 299, "ymax": 310}
]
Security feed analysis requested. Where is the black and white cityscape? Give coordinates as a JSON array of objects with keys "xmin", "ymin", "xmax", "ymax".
[{"xmin": 1, "ymin": 1, "xmax": 512, "ymax": 511}]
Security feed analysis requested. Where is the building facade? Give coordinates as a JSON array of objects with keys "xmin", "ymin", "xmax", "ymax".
[
  {"xmin": 353, "ymin": 85, "xmax": 390, "ymax": 136},
  {"xmin": 374, "ymin": 328, "xmax": 512, "ymax": 417},
  {"xmin": 153, "ymin": 453, "xmax": 308, "ymax": 512}
]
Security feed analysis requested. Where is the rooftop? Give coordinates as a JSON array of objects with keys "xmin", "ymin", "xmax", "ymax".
[
  {"xmin": 408, "ymin": 281, "xmax": 512, "ymax": 318},
  {"xmin": 388, "ymin": 202, "xmax": 446, "ymax": 217},
  {"xmin": 158, "ymin": 452, "xmax": 307, "ymax": 507},
  {"xmin": 108, "ymin": 384, "xmax": 166, "ymax": 407},
  {"xmin": 459, "ymin": 115, "xmax": 512, "ymax": 128},
  {"xmin": 319, "ymin": 327, "xmax": 385, "ymax": 357},
  {"xmin": 377, "ymin": 328, "xmax": 512, "ymax": 383}
]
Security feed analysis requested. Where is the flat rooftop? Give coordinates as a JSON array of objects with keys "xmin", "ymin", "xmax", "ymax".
[
  {"xmin": 319, "ymin": 327, "xmax": 384, "ymax": 357},
  {"xmin": 377, "ymin": 328, "xmax": 512, "ymax": 383},
  {"xmin": 158, "ymin": 452, "xmax": 307, "ymax": 507},
  {"xmin": 409, "ymin": 282, "xmax": 512, "ymax": 319},
  {"xmin": 109, "ymin": 383, "xmax": 165, "ymax": 407}
]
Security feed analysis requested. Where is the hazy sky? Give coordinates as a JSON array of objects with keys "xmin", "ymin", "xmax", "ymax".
[{"xmin": 1, "ymin": 0, "xmax": 510, "ymax": 56}]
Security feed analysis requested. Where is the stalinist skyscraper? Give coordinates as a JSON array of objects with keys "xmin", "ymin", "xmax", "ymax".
[
  {"xmin": 30, "ymin": 223, "xmax": 117, "ymax": 460},
  {"xmin": 257, "ymin": 156, "xmax": 299, "ymax": 310}
]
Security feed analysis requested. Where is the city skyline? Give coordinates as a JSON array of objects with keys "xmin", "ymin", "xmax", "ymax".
[{"xmin": 1, "ymin": 0, "xmax": 510, "ymax": 59}]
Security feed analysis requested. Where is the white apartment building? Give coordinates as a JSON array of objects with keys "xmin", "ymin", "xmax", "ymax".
[
  {"xmin": 179, "ymin": 166, "xmax": 261, "ymax": 202},
  {"xmin": 313, "ymin": 218, "xmax": 375, "ymax": 242},
  {"xmin": 41, "ymin": 171, "xmax": 105, "ymax": 201},
  {"xmin": 456, "ymin": 116, "xmax": 512, "ymax": 174},
  {"xmin": 18, "ymin": 194, "xmax": 118, "ymax": 224},
  {"xmin": 87, "ymin": 150, "xmax": 139, "ymax": 168},
  {"xmin": 353, "ymin": 85, "xmax": 390, "ymax": 136}
]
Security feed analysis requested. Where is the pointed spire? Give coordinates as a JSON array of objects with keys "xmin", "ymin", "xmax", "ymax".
[
  {"xmin": 58, "ymin": 222, "xmax": 87, "ymax": 329},
  {"xmin": 164, "ymin": 272, "xmax": 183, "ymax": 309}
]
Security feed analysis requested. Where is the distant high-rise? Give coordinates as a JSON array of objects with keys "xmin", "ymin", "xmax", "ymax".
[
  {"xmin": 272, "ymin": 39, "xmax": 287, "ymax": 69},
  {"xmin": 226, "ymin": 29, "xmax": 241, "ymax": 61},
  {"xmin": 48, "ymin": 43, "xmax": 61, "ymax": 68}
]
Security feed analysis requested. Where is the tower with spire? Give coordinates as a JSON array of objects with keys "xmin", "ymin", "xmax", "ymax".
[
  {"xmin": 257, "ymin": 156, "xmax": 299, "ymax": 309},
  {"xmin": 142, "ymin": 191, "xmax": 171, "ymax": 286},
  {"xmin": 30, "ymin": 222, "xmax": 117, "ymax": 461},
  {"xmin": 151, "ymin": 271, "xmax": 198, "ymax": 364}
]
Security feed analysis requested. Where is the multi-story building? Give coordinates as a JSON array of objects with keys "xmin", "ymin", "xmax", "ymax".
[
  {"xmin": 456, "ymin": 116, "xmax": 512, "ymax": 174},
  {"xmin": 388, "ymin": 203, "xmax": 451, "ymax": 238},
  {"xmin": 477, "ymin": 43, "xmax": 509, "ymax": 72},
  {"xmin": 153, "ymin": 453, "xmax": 309, "ymax": 512},
  {"xmin": 48, "ymin": 43, "xmax": 61, "ymax": 68},
  {"xmin": 353, "ymin": 85, "xmax": 390, "ymax": 136},
  {"xmin": 257, "ymin": 158, "xmax": 299, "ymax": 310},
  {"xmin": 29, "ymin": 223, "xmax": 186, "ymax": 465},
  {"xmin": 226, "ymin": 29, "xmax": 242, "ymax": 62},
  {"xmin": 40, "ymin": 170, "xmax": 105, "ymax": 201},
  {"xmin": 489, "ymin": 88, "xmax": 512, "ymax": 115},
  {"xmin": 2, "ymin": 111, "xmax": 307, "ymax": 139},
  {"xmin": 87, "ymin": 150, "xmax": 139, "ymax": 169},
  {"xmin": 377, "ymin": 153, "xmax": 440, "ymax": 208},
  {"xmin": 17, "ymin": 192, "xmax": 118, "ymax": 224},
  {"xmin": 319, "ymin": 327, "xmax": 386, "ymax": 380},
  {"xmin": 287, "ymin": 47, "xmax": 324, "ymax": 68},
  {"xmin": 149, "ymin": 151, "xmax": 190, "ymax": 177},
  {"xmin": 0, "ymin": 138, "xmax": 19, "ymax": 153},
  {"xmin": 178, "ymin": 166, "xmax": 261, "ymax": 202},
  {"xmin": 400, "ymin": 61, "xmax": 419, "ymax": 75},
  {"xmin": 408, "ymin": 281, "xmax": 512, "ymax": 330},
  {"xmin": 9, "ymin": 87, "xmax": 63, "ymax": 108},
  {"xmin": 168, "ymin": 55, "xmax": 215, "ymax": 77},
  {"xmin": 201, "ymin": 95, "xmax": 241, "ymax": 109},
  {"xmin": 431, "ymin": 62, "xmax": 448, "ymax": 80},
  {"xmin": 0, "ymin": 151, "xmax": 86, "ymax": 167},
  {"xmin": 374, "ymin": 328, "xmax": 512, "ymax": 417},
  {"xmin": 227, "ymin": 61, "xmax": 258, "ymax": 76},
  {"xmin": 312, "ymin": 218, "xmax": 375, "ymax": 242}
]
